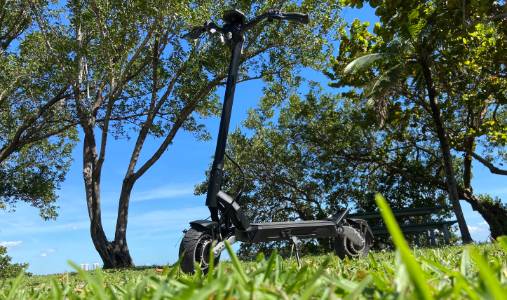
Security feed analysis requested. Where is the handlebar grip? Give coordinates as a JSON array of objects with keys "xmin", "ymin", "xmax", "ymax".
[{"xmin": 281, "ymin": 13, "xmax": 309, "ymax": 24}]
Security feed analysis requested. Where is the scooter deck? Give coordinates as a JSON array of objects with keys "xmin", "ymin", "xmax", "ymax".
[{"xmin": 236, "ymin": 220, "xmax": 338, "ymax": 243}]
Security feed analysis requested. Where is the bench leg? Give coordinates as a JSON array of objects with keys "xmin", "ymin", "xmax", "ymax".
[
  {"xmin": 414, "ymin": 233, "xmax": 420, "ymax": 247},
  {"xmin": 442, "ymin": 224, "xmax": 451, "ymax": 244},
  {"xmin": 290, "ymin": 236, "xmax": 302, "ymax": 267},
  {"xmin": 429, "ymin": 229, "xmax": 436, "ymax": 246}
]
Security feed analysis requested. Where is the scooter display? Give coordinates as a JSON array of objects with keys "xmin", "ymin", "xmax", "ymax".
[{"xmin": 179, "ymin": 9, "xmax": 373, "ymax": 274}]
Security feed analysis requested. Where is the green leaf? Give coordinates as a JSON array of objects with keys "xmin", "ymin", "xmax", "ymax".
[
  {"xmin": 344, "ymin": 53, "xmax": 385, "ymax": 74},
  {"xmin": 224, "ymin": 240, "xmax": 248, "ymax": 285},
  {"xmin": 460, "ymin": 247, "xmax": 472, "ymax": 277},
  {"xmin": 469, "ymin": 246, "xmax": 506, "ymax": 299},
  {"xmin": 375, "ymin": 193, "xmax": 433, "ymax": 300}
]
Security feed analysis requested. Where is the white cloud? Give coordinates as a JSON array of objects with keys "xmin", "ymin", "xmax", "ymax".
[
  {"xmin": 40, "ymin": 248, "xmax": 56, "ymax": 257},
  {"xmin": 468, "ymin": 221, "xmax": 489, "ymax": 234},
  {"xmin": 467, "ymin": 225, "xmax": 485, "ymax": 234},
  {"xmin": 132, "ymin": 185, "xmax": 194, "ymax": 202},
  {"xmin": 130, "ymin": 206, "xmax": 209, "ymax": 227},
  {"xmin": 0, "ymin": 241, "xmax": 22, "ymax": 248},
  {"xmin": 1, "ymin": 220, "xmax": 89, "ymax": 235},
  {"xmin": 467, "ymin": 221, "xmax": 491, "ymax": 242}
]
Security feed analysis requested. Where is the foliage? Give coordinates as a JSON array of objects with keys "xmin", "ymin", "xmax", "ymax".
[
  {"xmin": 333, "ymin": 0, "xmax": 507, "ymax": 161},
  {"xmin": 1, "ymin": 202, "xmax": 507, "ymax": 299},
  {"xmin": 327, "ymin": 0, "xmax": 507, "ymax": 239},
  {"xmin": 0, "ymin": 246, "xmax": 27, "ymax": 280},
  {"xmin": 0, "ymin": 0, "xmax": 77, "ymax": 219}
]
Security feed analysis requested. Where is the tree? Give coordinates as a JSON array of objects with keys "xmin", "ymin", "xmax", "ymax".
[
  {"xmin": 35, "ymin": 0, "xmax": 342, "ymax": 268},
  {"xmin": 0, "ymin": 0, "xmax": 76, "ymax": 219},
  {"xmin": 0, "ymin": 246, "xmax": 28, "ymax": 279},
  {"xmin": 330, "ymin": 0, "xmax": 507, "ymax": 240},
  {"xmin": 196, "ymin": 89, "xmax": 452, "ymax": 257}
]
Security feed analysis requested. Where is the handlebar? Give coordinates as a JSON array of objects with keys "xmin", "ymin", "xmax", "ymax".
[
  {"xmin": 183, "ymin": 9, "xmax": 309, "ymax": 40},
  {"xmin": 243, "ymin": 10, "xmax": 309, "ymax": 31},
  {"xmin": 272, "ymin": 12, "xmax": 309, "ymax": 24}
]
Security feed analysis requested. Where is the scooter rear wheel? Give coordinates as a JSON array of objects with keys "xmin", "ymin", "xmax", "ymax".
[
  {"xmin": 334, "ymin": 224, "xmax": 372, "ymax": 259},
  {"xmin": 179, "ymin": 228, "xmax": 220, "ymax": 274}
]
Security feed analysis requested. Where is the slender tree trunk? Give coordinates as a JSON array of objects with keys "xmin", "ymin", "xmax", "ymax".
[
  {"xmin": 419, "ymin": 54, "xmax": 473, "ymax": 243},
  {"xmin": 463, "ymin": 137, "xmax": 474, "ymax": 190},
  {"xmin": 112, "ymin": 176, "xmax": 135, "ymax": 267}
]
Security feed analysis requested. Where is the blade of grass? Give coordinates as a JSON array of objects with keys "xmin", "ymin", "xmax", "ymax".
[
  {"xmin": 224, "ymin": 240, "xmax": 248, "ymax": 285},
  {"xmin": 5, "ymin": 272, "xmax": 24, "ymax": 300},
  {"xmin": 469, "ymin": 246, "xmax": 505, "ymax": 299},
  {"xmin": 263, "ymin": 249, "xmax": 277, "ymax": 282},
  {"xmin": 50, "ymin": 278, "xmax": 63, "ymax": 300},
  {"xmin": 375, "ymin": 193, "xmax": 433, "ymax": 300},
  {"xmin": 68, "ymin": 260, "xmax": 109, "ymax": 300},
  {"xmin": 460, "ymin": 247, "xmax": 472, "ymax": 278},
  {"xmin": 497, "ymin": 236, "xmax": 507, "ymax": 253},
  {"xmin": 344, "ymin": 276, "xmax": 372, "ymax": 300},
  {"xmin": 207, "ymin": 241, "xmax": 215, "ymax": 281}
]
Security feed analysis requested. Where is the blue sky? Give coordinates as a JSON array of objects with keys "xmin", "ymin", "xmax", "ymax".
[{"xmin": 1, "ymin": 5, "xmax": 506, "ymax": 275}]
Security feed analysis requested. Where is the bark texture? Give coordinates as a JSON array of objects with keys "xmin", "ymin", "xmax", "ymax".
[
  {"xmin": 460, "ymin": 190, "xmax": 507, "ymax": 239},
  {"xmin": 419, "ymin": 52, "xmax": 473, "ymax": 243}
]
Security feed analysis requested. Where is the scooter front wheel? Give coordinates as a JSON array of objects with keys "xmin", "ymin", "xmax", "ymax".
[{"xmin": 179, "ymin": 228, "xmax": 220, "ymax": 274}]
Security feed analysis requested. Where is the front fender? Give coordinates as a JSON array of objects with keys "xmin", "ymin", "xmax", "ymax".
[{"xmin": 189, "ymin": 220, "xmax": 218, "ymax": 233}]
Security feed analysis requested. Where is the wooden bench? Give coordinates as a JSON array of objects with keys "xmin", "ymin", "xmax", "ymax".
[{"xmin": 349, "ymin": 207, "xmax": 457, "ymax": 246}]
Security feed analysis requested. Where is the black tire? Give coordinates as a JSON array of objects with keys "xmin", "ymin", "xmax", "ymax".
[
  {"xmin": 334, "ymin": 222, "xmax": 372, "ymax": 259},
  {"xmin": 179, "ymin": 228, "xmax": 220, "ymax": 274}
]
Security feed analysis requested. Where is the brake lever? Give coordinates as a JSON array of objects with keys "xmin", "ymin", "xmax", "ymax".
[{"xmin": 183, "ymin": 22, "xmax": 222, "ymax": 40}]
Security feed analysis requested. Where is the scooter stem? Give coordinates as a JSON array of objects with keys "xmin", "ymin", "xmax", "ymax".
[{"xmin": 205, "ymin": 25, "xmax": 244, "ymax": 220}]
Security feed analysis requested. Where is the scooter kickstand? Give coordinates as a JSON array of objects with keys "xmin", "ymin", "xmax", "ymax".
[{"xmin": 290, "ymin": 236, "xmax": 302, "ymax": 267}]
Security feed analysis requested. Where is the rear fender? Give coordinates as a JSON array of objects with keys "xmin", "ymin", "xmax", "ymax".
[
  {"xmin": 346, "ymin": 218, "xmax": 374, "ymax": 241},
  {"xmin": 328, "ymin": 208, "xmax": 349, "ymax": 224}
]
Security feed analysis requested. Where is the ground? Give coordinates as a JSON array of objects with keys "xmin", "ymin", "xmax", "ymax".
[{"xmin": 1, "ymin": 242, "xmax": 506, "ymax": 299}]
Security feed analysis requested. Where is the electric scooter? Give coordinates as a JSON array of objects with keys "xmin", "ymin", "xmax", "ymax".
[{"xmin": 179, "ymin": 9, "xmax": 373, "ymax": 274}]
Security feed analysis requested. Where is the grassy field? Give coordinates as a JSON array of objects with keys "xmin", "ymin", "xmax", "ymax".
[
  {"xmin": 1, "ymin": 243, "xmax": 506, "ymax": 299},
  {"xmin": 1, "ymin": 196, "xmax": 506, "ymax": 299}
]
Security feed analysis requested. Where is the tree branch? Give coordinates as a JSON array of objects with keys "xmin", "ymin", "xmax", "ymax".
[
  {"xmin": 0, "ymin": 87, "xmax": 69, "ymax": 162},
  {"xmin": 132, "ymin": 75, "xmax": 225, "ymax": 181},
  {"xmin": 472, "ymin": 152, "xmax": 507, "ymax": 175}
]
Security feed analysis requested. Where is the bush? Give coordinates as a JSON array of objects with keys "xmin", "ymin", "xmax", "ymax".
[{"xmin": 0, "ymin": 246, "xmax": 27, "ymax": 279}]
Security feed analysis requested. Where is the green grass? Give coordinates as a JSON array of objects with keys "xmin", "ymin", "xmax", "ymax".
[
  {"xmin": 1, "ymin": 195, "xmax": 506, "ymax": 299},
  {"xmin": 1, "ymin": 244, "xmax": 506, "ymax": 299},
  {"xmin": 1, "ymin": 244, "xmax": 505, "ymax": 299}
]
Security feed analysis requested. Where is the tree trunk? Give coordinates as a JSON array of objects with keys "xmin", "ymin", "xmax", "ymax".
[
  {"xmin": 460, "ymin": 191, "xmax": 507, "ymax": 239},
  {"xmin": 463, "ymin": 136, "xmax": 474, "ymax": 190},
  {"xmin": 112, "ymin": 176, "xmax": 135, "ymax": 267},
  {"xmin": 419, "ymin": 54, "xmax": 473, "ymax": 243},
  {"xmin": 82, "ymin": 127, "xmax": 134, "ymax": 268},
  {"xmin": 84, "ymin": 178, "xmax": 134, "ymax": 268}
]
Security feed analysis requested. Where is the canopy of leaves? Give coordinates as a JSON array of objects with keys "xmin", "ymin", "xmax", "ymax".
[
  {"xmin": 0, "ymin": 0, "xmax": 76, "ymax": 219},
  {"xmin": 330, "ymin": 0, "xmax": 507, "ymax": 177}
]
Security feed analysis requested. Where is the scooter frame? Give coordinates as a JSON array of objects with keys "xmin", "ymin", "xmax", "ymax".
[{"xmin": 180, "ymin": 9, "xmax": 373, "ymax": 273}]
